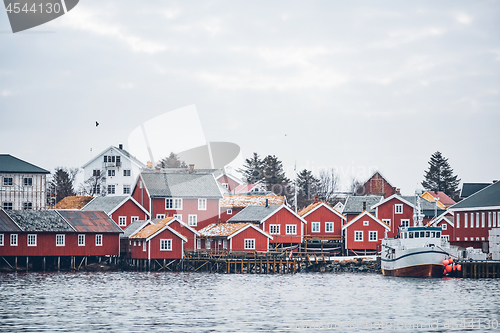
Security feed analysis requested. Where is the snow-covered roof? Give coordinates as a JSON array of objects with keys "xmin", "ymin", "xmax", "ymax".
[
  {"xmin": 220, "ymin": 195, "xmax": 285, "ymax": 208},
  {"xmin": 198, "ymin": 222, "xmax": 272, "ymax": 239}
]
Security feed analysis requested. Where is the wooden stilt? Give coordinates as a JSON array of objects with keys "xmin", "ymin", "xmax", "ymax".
[
  {"xmin": 26, "ymin": 256, "xmax": 29, "ymax": 272},
  {"xmin": 15, "ymin": 256, "xmax": 17, "ymax": 270},
  {"xmin": 57, "ymin": 256, "xmax": 60, "ymax": 271},
  {"xmin": 43, "ymin": 257, "xmax": 46, "ymax": 271}
]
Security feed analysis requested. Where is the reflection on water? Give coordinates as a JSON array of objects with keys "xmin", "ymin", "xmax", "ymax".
[{"xmin": 1, "ymin": 272, "xmax": 499, "ymax": 332}]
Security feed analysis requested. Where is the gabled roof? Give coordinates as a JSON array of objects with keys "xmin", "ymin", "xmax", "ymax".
[
  {"xmin": 130, "ymin": 217, "xmax": 187, "ymax": 242},
  {"xmin": 163, "ymin": 217, "xmax": 200, "ymax": 236},
  {"xmin": 298, "ymin": 201, "xmax": 346, "ymax": 220},
  {"xmin": 214, "ymin": 171, "xmax": 243, "ymax": 185},
  {"xmin": 121, "ymin": 220, "xmax": 151, "ymax": 239},
  {"xmin": 450, "ymin": 181, "xmax": 500, "ymax": 211},
  {"xmin": 0, "ymin": 210, "xmax": 23, "ymax": 232},
  {"xmin": 460, "ymin": 183, "xmax": 492, "ymax": 199},
  {"xmin": 56, "ymin": 196, "xmax": 94, "ymax": 210},
  {"xmin": 429, "ymin": 211, "xmax": 454, "ymax": 228},
  {"xmin": 421, "ymin": 191, "xmax": 456, "ymax": 208},
  {"xmin": 343, "ymin": 195, "xmax": 383, "ymax": 214},
  {"xmin": 341, "ymin": 211, "xmax": 390, "ymax": 231},
  {"xmin": 227, "ymin": 204, "xmax": 307, "ymax": 224},
  {"xmin": 220, "ymin": 195, "xmax": 286, "ymax": 208},
  {"xmin": 140, "ymin": 171, "xmax": 223, "ymax": 199},
  {"xmin": 361, "ymin": 170, "xmax": 395, "ymax": 188},
  {"xmin": 4, "ymin": 210, "xmax": 75, "ymax": 232},
  {"xmin": 371, "ymin": 194, "xmax": 445, "ymax": 217},
  {"xmin": 198, "ymin": 222, "xmax": 272, "ymax": 239},
  {"xmin": 58, "ymin": 210, "xmax": 123, "ymax": 233},
  {"xmin": 0, "ymin": 154, "xmax": 50, "ymax": 174},
  {"xmin": 81, "ymin": 145, "xmax": 146, "ymax": 169},
  {"xmin": 81, "ymin": 195, "xmax": 150, "ymax": 217}
]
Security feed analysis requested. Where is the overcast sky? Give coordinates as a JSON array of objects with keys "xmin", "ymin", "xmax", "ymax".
[{"xmin": 1, "ymin": 1, "xmax": 499, "ymax": 194}]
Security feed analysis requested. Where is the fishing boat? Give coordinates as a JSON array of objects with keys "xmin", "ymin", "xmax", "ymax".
[{"xmin": 381, "ymin": 195, "xmax": 453, "ymax": 277}]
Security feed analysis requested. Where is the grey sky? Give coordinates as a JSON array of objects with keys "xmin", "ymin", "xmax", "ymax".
[{"xmin": 1, "ymin": 1, "xmax": 499, "ymax": 194}]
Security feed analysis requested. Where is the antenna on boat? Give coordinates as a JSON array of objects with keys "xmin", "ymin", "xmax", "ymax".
[{"xmin": 413, "ymin": 189, "xmax": 424, "ymax": 227}]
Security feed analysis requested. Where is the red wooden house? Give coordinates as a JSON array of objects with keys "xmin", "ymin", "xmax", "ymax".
[
  {"xmin": 358, "ymin": 171, "xmax": 397, "ymax": 198},
  {"xmin": 132, "ymin": 170, "xmax": 224, "ymax": 231},
  {"xmin": 227, "ymin": 204, "xmax": 306, "ymax": 246},
  {"xmin": 82, "ymin": 195, "xmax": 150, "ymax": 230},
  {"xmin": 219, "ymin": 195, "xmax": 286, "ymax": 223},
  {"xmin": 129, "ymin": 217, "xmax": 187, "ymax": 260},
  {"xmin": 341, "ymin": 211, "xmax": 390, "ymax": 255},
  {"xmin": 298, "ymin": 200, "xmax": 346, "ymax": 242},
  {"xmin": 214, "ymin": 170, "xmax": 243, "ymax": 192},
  {"xmin": 429, "ymin": 211, "xmax": 454, "ymax": 243},
  {"xmin": 449, "ymin": 181, "xmax": 500, "ymax": 249},
  {"xmin": 198, "ymin": 222, "xmax": 272, "ymax": 254}
]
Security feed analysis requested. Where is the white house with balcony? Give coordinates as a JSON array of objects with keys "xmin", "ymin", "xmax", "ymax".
[{"xmin": 82, "ymin": 144, "xmax": 148, "ymax": 196}]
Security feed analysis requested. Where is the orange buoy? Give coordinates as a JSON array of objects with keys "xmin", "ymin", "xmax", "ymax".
[
  {"xmin": 457, "ymin": 264, "xmax": 461, "ymax": 271},
  {"xmin": 443, "ymin": 259, "xmax": 449, "ymax": 266},
  {"xmin": 446, "ymin": 265, "xmax": 453, "ymax": 273},
  {"xmin": 448, "ymin": 258, "xmax": 453, "ymax": 264},
  {"xmin": 453, "ymin": 265, "xmax": 456, "ymax": 271}
]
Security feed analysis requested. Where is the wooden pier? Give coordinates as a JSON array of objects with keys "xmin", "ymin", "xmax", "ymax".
[{"xmin": 459, "ymin": 261, "xmax": 500, "ymax": 278}]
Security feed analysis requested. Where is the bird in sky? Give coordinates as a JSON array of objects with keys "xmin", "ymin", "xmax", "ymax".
[{"xmin": 96, "ymin": 121, "xmax": 99, "ymax": 127}]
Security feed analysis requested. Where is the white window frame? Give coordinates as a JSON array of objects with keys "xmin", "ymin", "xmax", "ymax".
[
  {"xmin": 23, "ymin": 177, "xmax": 33, "ymax": 186},
  {"xmin": 188, "ymin": 214, "xmax": 197, "ymax": 227},
  {"xmin": 382, "ymin": 219, "xmax": 391, "ymax": 227},
  {"xmin": 311, "ymin": 222, "xmax": 320, "ymax": 233},
  {"xmin": 205, "ymin": 240, "xmax": 211, "ymax": 250},
  {"xmin": 3, "ymin": 177, "xmax": 13, "ymax": 186},
  {"xmin": 123, "ymin": 169, "xmax": 131, "ymax": 177},
  {"xmin": 223, "ymin": 239, "xmax": 227, "ymax": 249},
  {"xmin": 96, "ymin": 234, "xmax": 103, "ymax": 246},
  {"xmin": 166, "ymin": 198, "xmax": 183, "ymax": 210},
  {"xmin": 198, "ymin": 198, "xmax": 207, "ymax": 210},
  {"xmin": 363, "ymin": 220, "xmax": 369, "ymax": 226},
  {"xmin": 456, "ymin": 237, "xmax": 460, "ymax": 241},
  {"xmin": 118, "ymin": 216, "xmax": 127, "ymax": 227},
  {"xmin": 368, "ymin": 231, "xmax": 377, "ymax": 242},
  {"xmin": 23, "ymin": 202, "xmax": 33, "ymax": 210},
  {"xmin": 395, "ymin": 204, "xmax": 403, "ymax": 214},
  {"xmin": 173, "ymin": 214, "xmax": 182, "ymax": 221},
  {"xmin": 488, "ymin": 212, "xmax": 492, "ymax": 228},
  {"xmin": 442, "ymin": 223, "xmax": 447, "ymax": 230},
  {"xmin": 325, "ymin": 222, "xmax": 334, "ymax": 233},
  {"xmin": 107, "ymin": 184, "xmax": 115, "ymax": 194},
  {"xmin": 269, "ymin": 224, "xmax": 280, "ymax": 235},
  {"xmin": 27, "ymin": 234, "xmax": 37, "ymax": 246},
  {"xmin": 442, "ymin": 235, "xmax": 450, "ymax": 242},
  {"xmin": 131, "ymin": 216, "xmax": 139, "ymax": 223},
  {"xmin": 476, "ymin": 212, "xmax": 479, "ymax": 228},
  {"xmin": 476, "ymin": 237, "xmax": 480, "ymax": 241},
  {"xmin": 56, "ymin": 234, "xmax": 65, "ymax": 246},
  {"xmin": 160, "ymin": 239, "xmax": 172, "ymax": 251},
  {"xmin": 123, "ymin": 184, "xmax": 131, "ymax": 195},
  {"xmin": 10, "ymin": 234, "xmax": 17, "ymax": 246},
  {"xmin": 78, "ymin": 234, "xmax": 85, "ymax": 246},
  {"xmin": 156, "ymin": 214, "xmax": 165, "ymax": 219},
  {"xmin": 456, "ymin": 214, "xmax": 460, "ymax": 228},
  {"xmin": 482, "ymin": 212, "xmax": 485, "ymax": 228},
  {"xmin": 400, "ymin": 219, "xmax": 410, "ymax": 228},
  {"xmin": 494, "ymin": 212, "xmax": 497, "ymax": 228},
  {"xmin": 465, "ymin": 213, "xmax": 468, "ymax": 228},
  {"xmin": 0, "ymin": 234, "xmax": 3, "ymax": 246},
  {"xmin": 286, "ymin": 225, "xmax": 297, "ymax": 235},
  {"xmin": 354, "ymin": 230, "xmax": 363, "ymax": 241},
  {"xmin": 197, "ymin": 239, "xmax": 201, "ymax": 249},
  {"xmin": 143, "ymin": 241, "xmax": 147, "ymax": 252},
  {"xmin": 465, "ymin": 237, "xmax": 468, "ymax": 241},
  {"xmin": 244, "ymin": 238, "xmax": 255, "ymax": 250},
  {"xmin": 222, "ymin": 183, "xmax": 229, "ymax": 189},
  {"xmin": 227, "ymin": 209, "xmax": 232, "ymax": 215}
]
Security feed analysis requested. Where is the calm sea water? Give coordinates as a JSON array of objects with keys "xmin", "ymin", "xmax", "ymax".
[{"xmin": 1, "ymin": 271, "xmax": 499, "ymax": 332}]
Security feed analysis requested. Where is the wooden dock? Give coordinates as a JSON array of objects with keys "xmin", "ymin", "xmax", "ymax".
[{"xmin": 459, "ymin": 261, "xmax": 500, "ymax": 278}]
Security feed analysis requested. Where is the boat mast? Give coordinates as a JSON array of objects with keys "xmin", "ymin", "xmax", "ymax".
[{"xmin": 413, "ymin": 191, "xmax": 424, "ymax": 227}]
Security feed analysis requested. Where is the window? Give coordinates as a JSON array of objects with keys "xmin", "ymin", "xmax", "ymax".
[
  {"xmin": 108, "ymin": 169, "xmax": 115, "ymax": 177},
  {"xmin": 78, "ymin": 234, "xmax": 85, "ymax": 246},
  {"xmin": 56, "ymin": 234, "xmax": 65, "ymax": 246},
  {"xmin": 476, "ymin": 212, "xmax": 480, "ymax": 228},
  {"xmin": 286, "ymin": 225, "xmax": 297, "ymax": 235},
  {"xmin": 222, "ymin": 183, "xmax": 229, "ymax": 189},
  {"xmin": 10, "ymin": 234, "xmax": 18, "ymax": 246},
  {"xmin": 494, "ymin": 212, "xmax": 497, "ymax": 228},
  {"xmin": 188, "ymin": 215, "xmax": 197, "ymax": 227},
  {"xmin": 476, "ymin": 237, "xmax": 480, "ymax": 241},
  {"xmin": 311, "ymin": 222, "xmax": 320, "ymax": 233},
  {"xmin": 143, "ymin": 241, "xmax": 147, "ymax": 252},
  {"xmin": 160, "ymin": 239, "xmax": 172, "ymax": 251},
  {"xmin": 223, "ymin": 239, "xmax": 227, "ymax": 249},
  {"xmin": 244, "ymin": 239, "xmax": 255, "ymax": 250},
  {"xmin": 400, "ymin": 219, "xmax": 410, "ymax": 227},
  {"xmin": 465, "ymin": 213, "xmax": 468, "ymax": 228},
  {"xmin": 227, "ymin": 209, "xmax": 232, "ymax": 215},
  {"xmin": 23, "ymin": 202, "xmax": 33, "ymax": 210},
  {"xmin": 198, "ymin": 198, "xmax": 207, "ymax": 210},
  {"xmin": 363, "ymin": 220, "xmax": 369, "ymax": 226},
  {"xmin": 382, "ymin": 219, "xmax": 391, "ymax": 227},
  {"xmin": 436, "ymin": 231, "xmax": 441, "ymax": 238},
  {"xmin": 354, "ymin": 231, "xmax": 363, "ymax": 241},
  {"xmin": 156, "ymin": 214, "xmax": 165, "ymax": 219},
  {"xmin": 197, "ymin": 239, "xmax": 201, "ymax": 249},
  {"xmin": 395, "ymin": 204, "xmax": 403, "ymax": 214},
  {"xmin": 123, "ymin": 169, "xmax": 131, "ymax": 177},
  {"xmin": 488, "ymin": 212, "xmax": 492, "ymax": 228},
  {"xmin": 3, "ymin": 202, "xmax": 13, "ymax": 210},
  {"xmin": 119, "ymin": 216, "xmax": 127, "ymax": 227},
  {"xmin": 456, "ymin": 214, "xmax": 460, "ymax": 228},
  {"xmin": 456, "ymin": 237, "xmax": 460, "ymax": 241},
  {"xmin": 116, "ymin": 156, "xmax": 121, "ymax": 165},
  {"xmin": 369, "ymin": 231, "xmax": 377, "ymax": 241},
  {"xmin": 131, "ymin": 216, "xmax": 139, "ymax": 222},
  {"xmin": 205, "ymin": 240, "xmax": 211, "ymax": 249},
  {"xmin": 3, "ymin": 177, "xmax": 13, "ymax": 186},
  {"xmin": 409, "ymin": 232, "xmax": 413, "ymax": 238},
  {"xmin": 96, "ymin": 234, "xmax": 103, "ymax": 246},
  {"xmin": 465, "ymin": 237, "xmax": 468, "ymax": 241},
  {"xmin": 173, "ymin": 214, "xmax": 182, "ymax": 221},
  {"xmin": 442, "ymin": 223, "xmax": 447, "ymax": 230},
  {"xmin": 107, "ymin": 185, "xmax": 115, "ymax": 194},
  {"xmin": 482, "ymin": 212, "xmax": 485, "ymax": 228},
  {"xmin": 93, "ymin": 169, "xmax": 100, "ymax": 177},
  {"xmin": 325, "ymin": 222, "xmax": 334, "ymax": 233},
  {"xmin": 166, "ymin": 198, "xmax": 182, "ymax": 210},
  {"xmin": 442, "ymin": 235, "xmax": 449, "ymax": 242},
  {"xmin": 23, "ymin": 177, "xmax": 33, "ymax": 186},
  {"xmin": 123, "ymin": 185, "xmax": 131, "ymax": 194},
  {"xmin": 269, "ymin": 225, "xmax": 280, "ymax": 235},
  {"xmin": 0, "ymin": 234, "xmax": 3, "ymax": 246},
  {"xmin": 481, "ymin": 237, "xmax": 485, "ymax": 241},
  {"xmin": 93, "ymin": 184, "xmax": 100, "ymax": 195},
  {"xmin": 27, "ymin": 234, "xmax": 37, "ymax": 246}
]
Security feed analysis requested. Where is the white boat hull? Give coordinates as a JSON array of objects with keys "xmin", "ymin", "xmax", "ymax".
[{"xmin": 381, "ymin": 246, "xmax": 449, "ymax": 277}]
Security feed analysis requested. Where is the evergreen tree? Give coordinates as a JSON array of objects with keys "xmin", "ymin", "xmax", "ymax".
[
  {"xmin": 422, "ymin": 151, "xmax": 461, "ymax": 200},
  {"xmin": 262, "ymin": 154, "xmax": 290, "ymax": 195},
  {"xmin": 48, "ymin": 167, "xmax": 79, "ymax": 204},
  {"xmin": 238, "ymin": 152, "xmax": 264, "ymax": 184},
  {"xmin": 295, "ymin": 169, "xmax": 319, "ymax": 208},
  {"xmin": 156, "ymin": 152, "xmax": 187, "ymax": 168}
]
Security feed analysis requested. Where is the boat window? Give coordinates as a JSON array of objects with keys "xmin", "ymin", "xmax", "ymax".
[
  {"xmin": 403, "ymin": 232, "xmax": 407, "ymax": 239},
  {"xmin": 409, "ymin": 232, "xmax": 413, "ymax": 238},
  {"xmin": 414, "ymin": 232, "xmax": 419, "ymax": 238},
  {"xmin": 431, "ymin": 232, "xmax": 435, "ymax": 238},
  {"xmin": 436, "ymin": 231, "xmax": 441, "ymax": 238},
  {"xmin": 425, "ymin": 231, "xmax": 430, "ymax": 238},
  {"xmin": 420, "ymin": 231, "xmax": 425, "ymax": 238}
]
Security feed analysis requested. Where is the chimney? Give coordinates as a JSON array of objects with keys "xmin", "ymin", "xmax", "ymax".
[
  {"xmin": 147, "ymin": 161, "xmax": 153, "ymax": 169},
  {"xmin": 266, "ymin": 199, "xmax": 269, "ymax": 208},
  {"xmin": 493, "ymin": 180, "xmax": 498, "ymax": 183},
  {"xmin": 396, "ymin": 188, "xmax": 401, "ymax": 195},
  {"xmin": 189, "ymin": 164, "xmax": 195, "ymax": 174},
  {"xmin": 362, "ymin": 201, "xmax": 366, "ymax": 211},
  {"xmin": 314, "ymin": 196, "xmax": 319, "ymax": 203},
  {"xmin": 119, "ymin": 143, "xmax": 123, "ymax": 150}
]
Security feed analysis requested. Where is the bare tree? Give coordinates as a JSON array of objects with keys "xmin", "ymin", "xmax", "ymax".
[
  {"xmin": 79, "ymin": 173, "xmax": 107, "ymax": 197},
  {"xmin": 316, "ymin": 168, "xmax": 340, "ymax": 205},
  {"xmin": 349, "ymin": 176, "xmax": 364, "ymax": 196}
]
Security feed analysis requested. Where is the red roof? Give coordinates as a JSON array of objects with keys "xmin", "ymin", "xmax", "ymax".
[
  {"xmin": 426, "ymin": 191, "xmax": 456, "ymax": 207},
  {"xmin": 58, "ymin": 210, "xmax": 123, "ymax": 233}
]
